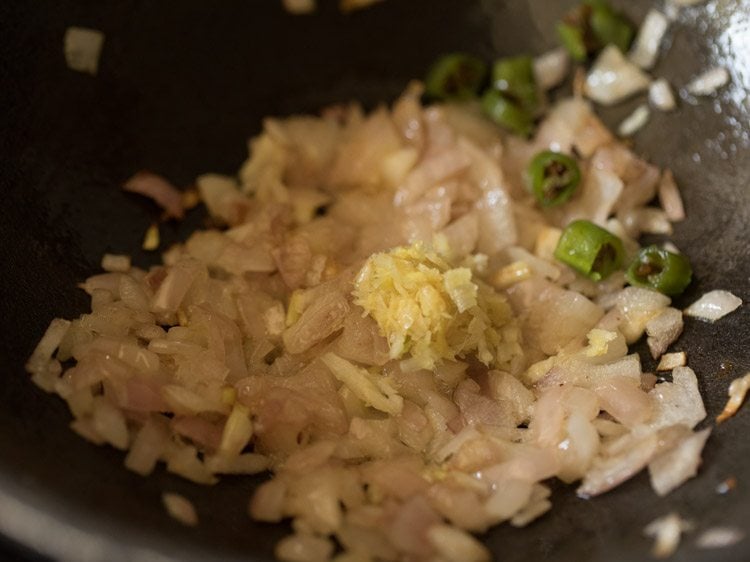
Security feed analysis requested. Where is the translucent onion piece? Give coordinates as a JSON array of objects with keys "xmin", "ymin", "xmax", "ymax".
[
  {"xmin": 716, "ymin": 372, "xmax": 750, "ymax": 423},
  {"xmin": 695, "ymin": 527, "xmax": 746, "ymax": 549},
  {"xmin": 618, "ymin": 105, "xmax": 650, "ymax": 137},
  {"xmin": 684, "ymin": 290, "xmax": 742, "ymax": 322},
  {"xmin": 585, "ymin": 46, "xmax": 651, "ymax": 105},
  {"xmin": 644, "ymin": 512, "xmax": 693, "ymax": 559},
  {"xmin": 629, "ymin": 10, "xmax": 669, "ymax": 69},
  {"xmin": 534, "ymin": 48, "xmax": 570, "ymax": 91},
  {"xmin": 649, "ymin": 78, "xmax": 677, "ymax": 111},
  {"xmin": 686, "ymin": 67, "xmax": 730, "ymax": 96},
  {"xmin": 162, "ymin": 492, "xmax": 198, "ymax": 526}
]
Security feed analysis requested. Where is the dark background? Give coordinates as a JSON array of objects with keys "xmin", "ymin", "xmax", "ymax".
[{"xmin": 0, "ymin": 0, "xmax": 748, "ymax": 560}]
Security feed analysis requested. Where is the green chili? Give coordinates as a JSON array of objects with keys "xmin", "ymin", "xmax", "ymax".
[
  {"xmin": 557, "ymin": 22, "xmax": 588, "ymax": 62},
  {"xmin": 527, "ymin": 150, "xmax": 581, "ymax": 207},
  {"xmin": 626, "ymin": 245, "xmax": 692, "ymax": 296},
  {"xmin": 425, "ymin": 53, "xmax": 487, "ymax": 101},
  {"xmin": 481, "ymin": 89, "xmax": 534, "ymax": 137},
  {"xmin": 589, "ymin": 3, "xmax": 634, "ymax": 54},
  {"xmin": 491, "ymin": 55, "xmax": 538, "ymax": 114},
  {"xmin": 557, "ymin": 0, "xmax": 634, "ymax": 60},
  {"xmin": 554, "ymin": 220, "xmax": 625, "ymax": 281}
]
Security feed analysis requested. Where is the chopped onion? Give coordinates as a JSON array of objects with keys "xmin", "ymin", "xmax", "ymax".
[
  {"xmin": 91, "ymin": 397, "xmax": 129, "ymax": 450},
  {"xmin": 250, "ymin": 478, "xmax": 287, "ymax": 522},
  {"xmin": 566, "ymin": 168, "xmax": 623, "ymax": 227},
  {"xmin": 647, "ymin": 366, "xmax": 706, "ymax": 431},
  {"xmin": 123, "ymin": 171, "xmax": 185, "ymax": 220},
  {"xmin": 716, "ymin": 372, "xmax": 750, "ymax": 423},
  {"xmin": 646, "ymin": 307, "xmax": 684, "ymax": 359},
  {"xmin": 506, "ymin": 247, "xmax": 560, "ymax": 281},
  {"xmin": 196, "ymin": 174, "xmax": 248, "ymax": 225},
  {"xmin": 125, "ymin": 418, "xmax": 169, "ymax": 476},
  {"xmin": 276, "ymin": 534, "xmax": 334, "ymax": 561},
  {"xmin": 644, "ymin": 512, "xmax": 694, "ymax": 559},
  {"xmin": 25, "ymin": 318, "xmax": 71, "ymax": 375},
  {"xmin": 483, "ymin": 478, "xmax": 533, "ymax": 522},
  {"xmin": 615, "ymin": 287, "xmax": 671, "ymax": 344},
  {"xmin": 427, "ymin": 524, "xmax": 491, "ymax": 562},
  {"xmin": 620, "ymin": 207, "xmax": 673, "ymax": 237},
  {"xmin": 63, "ymin": 27, "xmax": 104, "ymax": 75},
  {"xmin": 618, "ymin": 105, "xmax": 650, "ymax": 137},
  {"xmin": 695, "ymin": 527, "xmax": 745, "ymax": 549},
  {"xmin": 649, "ymin": 79, "xmax": 677, "ymax": 111},
  {"xmin": 578, "ymin": 426, "xmax": 678, "ymax": 498},
  {"xmin": 101, "ymin": 254, "xmax": 131, "ymax": 273},
  {"xmin": 648, "ymin": 428, "xmax": 710, "ymax": 496},
  {"xmin": 162, "ymin": 492, "xmax": 198, "ymax": 526},
  {"xmin": 165, "ymin": 446, "xmax": 217, "ymax": 485},
  {"xmin": 656, "ymin": 351, "xmax": 686, "ymax": 371},
  {"xmin": 509, "ymin": 484, "xmax": 552, "ymax": 527},
  {"xmin": 283, "ymin": 291, "xmax": 349, "ymax": 354},
  {"xmin": 584, "ymin": 46, "xmax": 652, "ymax": 106},
  {"xmin": 23, "ymin": 77, "xmax": 734, "ymax": 561},
  {"xmin": 686, "ymin": 67, "xmax": 730, "ymax": 96},
  {"xmin": 629, "ymin": 10, "xmax": 669, "ymax": 70},
  {"xmin": 657, "ymin": 169, "xmax": 685, "ymax": 221},
  {"xmin": 684, "ymin": 290, "xmax": 742, "ymax": 322},
  {"xmin": 593, "ymin": 375, "xmax": 652, "ymax": 427},
  {"xmin": 533, "ymin": 48, "xmax": 570, "ymax": 91},
  {"xmin": 151, "ymin": 259, "xmax": 202, "ymax": 314}
]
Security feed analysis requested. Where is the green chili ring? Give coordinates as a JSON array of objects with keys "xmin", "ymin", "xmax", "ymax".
[
  {"xmin": 425, "ymin": 53, "xmax": 488, "ymax": 102},
  {"xmin": 491, "ymin": 55, "xmax": 539, "ymax": 114},
  {"xmin": 554, "ymin": 220, "xmax": 625, "ymax": 281},
  {"xmin": 527, "ymin": 150, "xmax": 582, "ymax": 208},
  {"xmin": 481, "ymin": 90, "xmax": 534, "ymax": 137},
  {"xmin": 626, "ymin": 245, "xmax": 692, "ymax": 296}
]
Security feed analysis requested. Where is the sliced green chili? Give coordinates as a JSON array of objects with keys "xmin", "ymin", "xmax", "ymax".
[
  {"xmin": 491, "ymin": 55, "xmax": 538, "ymax": 114},
  {"xmin": 626, "ymin": 245, "xmax": 692, "ymax": 296},
  {"xmin": 554, "ymin": 220, "xmax": 625, "ymax": 281},
  {"xmin": 481, "ymin": 89, "xmax": 534, "ymax": 137},
  {"xmin": 557, "ymin": 22, "xmax": 588, "ymax": 62},
  {"xmin": 557, "ymin": 0, "xmax": 634, "ymax": 60},
  {"xmin": 528, "ymin": 150, "xmax": 581, "ymax": 207},
  {"xmin": 425, "ymin": 53, "xmax": 488, "ymax": 101},
  {"xmin": 589, "ymin": 3, "xmax": 634, "ymax": 54}
]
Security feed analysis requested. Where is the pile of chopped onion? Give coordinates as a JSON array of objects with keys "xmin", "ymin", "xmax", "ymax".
[
  {"xmin": 32, "ymin": 2, "xmax": 744, "ymax": 560},
  {"xmin": 27, "ymin": 82, "xmax": 733, "ymax": 561}
]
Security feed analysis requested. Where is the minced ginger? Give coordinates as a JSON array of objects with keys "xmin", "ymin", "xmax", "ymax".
[{"xmin": 352, "ymin": 242, "xmax": 523, "ymax": 371}]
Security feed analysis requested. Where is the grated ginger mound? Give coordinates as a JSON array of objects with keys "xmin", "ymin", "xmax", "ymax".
[{"xmin": 352, "ymin": 242, "xmax": 523, "ymax": 371}]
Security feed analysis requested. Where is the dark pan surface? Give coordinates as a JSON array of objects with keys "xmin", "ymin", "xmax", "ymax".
[{"xmin": 1, "ymin": 0, "xmax": 748, "ymax": 560}]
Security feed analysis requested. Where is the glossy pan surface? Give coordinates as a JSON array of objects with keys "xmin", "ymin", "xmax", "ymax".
[{"xmin": 1, "ymin": 1, "xmax": 748, "ymax": 560}]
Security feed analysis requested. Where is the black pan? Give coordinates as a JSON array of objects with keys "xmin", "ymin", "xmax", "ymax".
[{"xmin": 1, "ymin": 1, "xmax": 748, "ymax": 560}]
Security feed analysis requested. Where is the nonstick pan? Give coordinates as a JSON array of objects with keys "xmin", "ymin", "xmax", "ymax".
[{"xmin": 1, "ymin": 0, "xmax": 748, "ymax": 561}]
